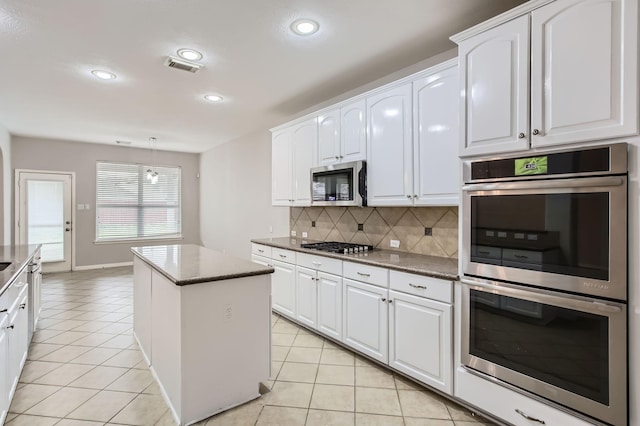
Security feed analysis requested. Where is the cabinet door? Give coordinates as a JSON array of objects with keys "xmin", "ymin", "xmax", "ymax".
[
  {"xmin": 317, "ymin": 109, "xmax": 341, "ymax": 166},
  {"xmin": 15, "ymin": 289, "xmax": 29, "ymax": 373},
  {"xmin": 0, "ymin": 319, "xmax": 7, "ymax": 424},
  {"xmin": 317, "ymin": 272, "xmax": 342, "ymax": 340},
  {"xmin": 367, "ymin": 83, "xmax": 413, "ymax": 206},
  {"xmin": 340, "ymin": 99, "xmax": 367, "ymax": 163},
  {"xmin": 458, "ymin": 15, "xmax": 530, "ymax": 156},
  {"xmin": 413, "ymin": 63, "xmax": 460, "ymax": 206},
  {"xmin": 272, "ymin": 260, "xmax": 296, "ymax": 319},
  {"xmin": 292, "ymin": 118, "xmax": 317, "ymax": 206},
  {"xmin": 295, "ymin": 266, "xmax": 317, "ymax": 329},
  {"xmin": 389, "ymin": 290, "xmax": 452, "ymax": 394},
  {"xmin": 342, "ymin": 278, "xmax": 388, "ymax": 363},
  {"xmin": 530, "ymin": 0, "xmax": 638, "ymax": 147},
  {"xmin": 133, "ymin": 257, "xmax": 152, "ymax": 364},
  {"xmin": 272, "ymin": 129, "xmax": 293, "ymax": 206}
]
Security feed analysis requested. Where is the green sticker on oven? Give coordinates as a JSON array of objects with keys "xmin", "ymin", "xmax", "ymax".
[{"xmin": 515, "ymin": 156, "xmax": 548, "ymax": 175}]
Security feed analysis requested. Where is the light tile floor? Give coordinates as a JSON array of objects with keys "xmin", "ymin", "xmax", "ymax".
[{"xmin": 6, "ymin": 267, "xmax": 494, "ymax": 426}]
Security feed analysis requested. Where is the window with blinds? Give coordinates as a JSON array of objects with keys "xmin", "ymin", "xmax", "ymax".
[{"xmin": 96, "ymin": 161, "xmax": 181, "ymax": 241}]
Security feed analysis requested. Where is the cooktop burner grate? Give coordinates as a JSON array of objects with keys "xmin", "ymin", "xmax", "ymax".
[{"xmin": 301, "ymin": 241, "xmax": 373, "ymax": 254}]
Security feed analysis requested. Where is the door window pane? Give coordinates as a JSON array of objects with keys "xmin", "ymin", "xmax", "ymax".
[{"xmin": 27, "ymin": 180, "xmax": 64, "ymax": 262}]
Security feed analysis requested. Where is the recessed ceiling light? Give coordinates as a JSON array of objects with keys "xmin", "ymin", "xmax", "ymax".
[
  {"xmin": 291, "ymin": 19, "xmax": 319, "ymax": 36},
  {"xmin": 91, "ymin": 70, "xmax": 117, "ymax": 80},
  {"xmin": 177, "ymin": 48, "xmax": 203, "ymax": 61},
  {"xmin": 204, "ymin": 94, "xmax": 223, "ymax": 102}
]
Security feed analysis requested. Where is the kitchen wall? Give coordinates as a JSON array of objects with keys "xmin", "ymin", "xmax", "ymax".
[
  {"xmin": 0, "ymin": 122, "xmax": 10, "ymax": 245},
  {"xmin": 11, "ymin": 136, "xmax": 200, "ymax": 268},
  {"xmin": 291, "ymin": 206, "xmax": 458, "ymax": 258},
  {"xmin": 199, "ymin": 129, "xmax": 289, "ymax": 260}
]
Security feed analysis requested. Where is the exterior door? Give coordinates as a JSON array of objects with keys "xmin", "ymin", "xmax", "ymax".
[{"xmin": 16, "ymin": 171, "xmax": 73, "ymax": 273}]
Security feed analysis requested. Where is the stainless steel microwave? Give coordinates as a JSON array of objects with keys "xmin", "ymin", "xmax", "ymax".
[{"xmin": 310, "ymin": 161, "xmax": 366, "ymax": 206}]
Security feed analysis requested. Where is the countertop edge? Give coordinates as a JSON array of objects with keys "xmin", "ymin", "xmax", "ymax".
[
  {"xmin": 251, "ymin": 239, "xmax": 459, "ymax": 281},
  {"xmin": 0, "ymin": 245, "xmax": 42, "ymax": 297},
  {"xmin": 132, "ymin": 248, "xmax": 274, "ymax": 286}
]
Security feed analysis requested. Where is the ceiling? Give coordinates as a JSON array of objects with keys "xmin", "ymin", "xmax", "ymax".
[{"xmin": 0, "ymin": 0, "xmax": 527, "ymax": 153}]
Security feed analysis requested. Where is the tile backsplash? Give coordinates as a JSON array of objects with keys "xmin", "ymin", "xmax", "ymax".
[{"xmin": 290, "ymin": 206, "xmax": 458, "ymax": 259}]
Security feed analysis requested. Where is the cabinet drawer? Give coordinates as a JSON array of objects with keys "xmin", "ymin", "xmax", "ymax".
[
  {"xmin": 251, "ymin": 244, "xmax": 272, "ymax": 258},
  {"xmin": 389, "ymin": 271, "xmax": 452, "ymax": 304},
  {"xmin": 297, "ymin": 253, "xmax": 342, "ymax": 275},
  {"xmin": 343, "ymin": 262, "xmax": 388, "ymax": 288},
  {"xmin": 272, "ymin": 248, "xmax": 296, "ymax": 264}
]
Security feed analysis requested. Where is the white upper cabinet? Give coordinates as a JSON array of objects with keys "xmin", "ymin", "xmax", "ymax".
[
  {"xmin": 530, "ymin": 0, "xmax": 638, "ymax": 147},
  {"xmin": 317, "ymin": 109, "xmax": 341, "ymax": 166},
  {"xmin": 291, "ymin": 119, "xmax": 316, "ymax": 205},
  {"xmin": 454, "ymin": 0, "xmax": 638, "ymax": 157},
  {"xmin": 317, "ymin": 101, "xmax": 367, "ymax": 167},
  {"xmin": 367, "ymin": 83, "xmax": 414, "ymax": 206},
  {"xmin": 271, "ymin": 129, "xmax": 293, "ymax": 206},
  {"xmin": 413, "ymin": 62, "xmax": 460, "ymax": 205},
  {"xmin": 271, "ymin": 118, "xmax": 316, "ymax": 206},
  {"xmin": 340, "ymin": 99, "xmax": 367, "ymax": 163},
  {"xmin": 457, "ymin": 15, "xmax": 530, "ymax": 156}
]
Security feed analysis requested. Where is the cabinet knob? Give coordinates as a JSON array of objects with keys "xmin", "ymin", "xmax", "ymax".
[
  {"xmin": 5, "ymin": 324, "xmax": 14, "ymax": 329},
  {"xmin": 19, "ymin": 303, "xmax": 26, "ymax": 310},
  {"xmin": 339, "ymin": 156, "xmax": 344, "ymax": 159},
  {"xmin": 413, "ymin": 195, "xmax": 417, "ymax": 198},
  {"xmin": 335, "ymin": 156, "xmax": 340, "ymax": 160},
  {"xmin": 381, "ymin": 298, "xmax": 387, "ymax": 302},
  {"xmin": 406, "ymin": 195, "xmax": 412, "ymax": 199},
  {"xmin": 518, "ymin": 133, "xmax": 526, "ymax": 139},
  {"xmin": 532, "ymin": 129, "xmax": 540, "ymax": 135}
]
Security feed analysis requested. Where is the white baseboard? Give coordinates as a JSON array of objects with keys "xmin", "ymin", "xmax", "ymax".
[{"xmin": 73, "ymin": 261, "xmax": 133, "ymax": 271}]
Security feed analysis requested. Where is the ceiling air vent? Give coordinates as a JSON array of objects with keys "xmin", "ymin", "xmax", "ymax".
[{"xmin": 165, "ymin": 56, "xmax": 202, "ymax": 73}]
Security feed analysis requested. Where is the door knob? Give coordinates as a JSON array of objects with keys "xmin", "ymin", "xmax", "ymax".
[
  {"xmin": 65, "ymin": 221, "xmax": 71, "ymax": 225},
  {"xmin": 65, "ymin": 228, "xmax": 71, "ymax": 232}
]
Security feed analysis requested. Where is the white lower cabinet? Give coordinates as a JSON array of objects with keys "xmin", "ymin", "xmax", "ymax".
[
  {"xmin": 389, "ymin": 290, "xmax": 452, "ymax": 394},
  {"xmin": 316, "ymin": 272, "xmax": 342, "ymax": 341},
  {"xmin": 133, "ymin": 257, "xmax": 152, "ymax": 364},
  {"xmin": 0, "ymin": 315, "xmax": 7, "ymax": 424},
  {"xmin": 295, "ymin": 266, "xmax": 317, "ymax": 329},
  {"xmin": 272, "ymin": 259, "xmax": 296, "ymax": 319},
  {"xmin": 342, "ymin": 278, "xmax": 388, "ymax": 363},
  {"xmin": 455, "ymin": 366, "xmax": 593, "ymax": 426}
]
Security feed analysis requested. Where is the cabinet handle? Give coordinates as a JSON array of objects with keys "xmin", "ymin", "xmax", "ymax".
[
  {"xmin": 388, "ymin": 299, "xmax": 393, "ymax": 304},
  {"xmin": 381, "ymin": 298, "xmax": 387, "ymax": 302},
  {"xmin": 19, "ymin": 303, "xmax": 26, "ymax": 309},
  {"xmin": 339, "ymin": 156, "xmax": 344, "ymax": 159},
  {"xmin": 312, "ymin": 261, "xmax": 322, "ymax": 266},
  {"xmin": 514, "ymin": 254, "xmax": 529, "ymax": 259},
  {"xmin": 258, "ymin": 249, "xmax": 264, "ymax": 253},
  {"xmin": 515, "ymin": 409, "xmax": 545, "ymax": 424},
  {"xmin": 518, "ymin": 132, "xmax": 525, "ymax": 139},
  {"xmin": 267, "ymin": 264, "xmax": 273, "ymax": 268},
  {"xmin": 413, "ymin": 195, "xmax": 417, "ymax": 198},
  {"xmin": 5, "ymin": 324, "xmax": 14, "ymax": 329},
  {"xmin": 478, "ymin": 251, "xmax": 491, "ymax": 255},
  {"xmin": 335, "ymin": 156, "xmax": 340, "ymax": 160},
  {"xmin": 356, "ymin": 272, "xmax": 370, "ymax": 277},
  {"xmin": 0, "ymin": 308, "xmax": 6, "ymax": 313},
  {"xmin": 532, "ymin": 129, "xmax": 540, "ymax": 135},
  {"xmin": 406, "ymin": 195, "xmax": 411, "ymax": 199},
  {"xmin": 409, "ymin": 283, "xmax": 427, "ymax": 290},
  {"xmin": 279, "ymin": 254, "xmax": 287, "ymax": 259}
]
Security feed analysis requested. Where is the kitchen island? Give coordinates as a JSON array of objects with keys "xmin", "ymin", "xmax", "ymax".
[{"xmin": 131, "ymin": 244, "xmax": 273, "ymax": 426}]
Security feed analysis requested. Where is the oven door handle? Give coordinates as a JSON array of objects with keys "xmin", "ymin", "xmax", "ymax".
[{"xmin": 462, "ymin": 176, "xmax": 623, "ymax": 192}]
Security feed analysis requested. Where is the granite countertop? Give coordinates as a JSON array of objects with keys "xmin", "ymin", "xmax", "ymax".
[
  {"xmin": 131, "ymin": 244, "xmax": 274, "ymax": 285},
  {"xmin": 0, "ymin": 244, "xmax": 42, "ymax": 296},
  {"xmin": 251, "ymin": 237, "xmax": 459, "ymax": 281}
]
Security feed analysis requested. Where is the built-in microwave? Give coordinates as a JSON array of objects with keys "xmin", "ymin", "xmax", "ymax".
[{"xmin": 311, "ymin": 161, "xmax": 366, "ymax": 206}]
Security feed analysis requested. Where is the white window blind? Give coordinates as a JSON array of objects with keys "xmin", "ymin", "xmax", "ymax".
[{"xmin": 96, "ymin": 161, "xmax": 181, "ymax": 241}]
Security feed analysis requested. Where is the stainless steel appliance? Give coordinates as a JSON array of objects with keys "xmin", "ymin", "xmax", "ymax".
[
  {"xmin": 460, "ymin": 144, "xmax": 628, "ymax": 426},
  {"xmin": 311, "ymin": 161, "xmax": 366, "ymax": 206},
  {"xmin": 301, "ymin": 241, "xmax": 373, "ymax": 254},
  {"xmin": 462, "ymin": 143, "xmax": 627, "ymax": 301},
  {"xmin": 27, "ymin": 251, "xmax": 42, "ymax": 341}
]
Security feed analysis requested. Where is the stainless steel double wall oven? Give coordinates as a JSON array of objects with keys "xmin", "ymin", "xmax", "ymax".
[{"xmin": 460, "ymin": 144, "xmax": 628, "ymax": 426}]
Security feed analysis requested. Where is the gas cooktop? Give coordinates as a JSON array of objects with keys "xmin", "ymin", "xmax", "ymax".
[{"xmin": 301, "ymin": 241, "xmax": 373, "ymax": 254}]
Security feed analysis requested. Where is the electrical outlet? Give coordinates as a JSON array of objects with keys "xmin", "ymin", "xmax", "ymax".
[
  {"xmin": 302, "ymin": 232, "xmax": 308, "ymax": 238},
  {"xmin": 390, "ymin": 239, "xmax": 400, "ymax": 248},
  {"xmin": 291, "ymin": 230, "xmax": 297, "ymax": 237},
  {"xmin": 311, "ymin": 221, "xmax": 316, "ymax": 228},
  {"xmin": 224, "ymin": 304, "xmax": 233, "ymax": 321}
]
